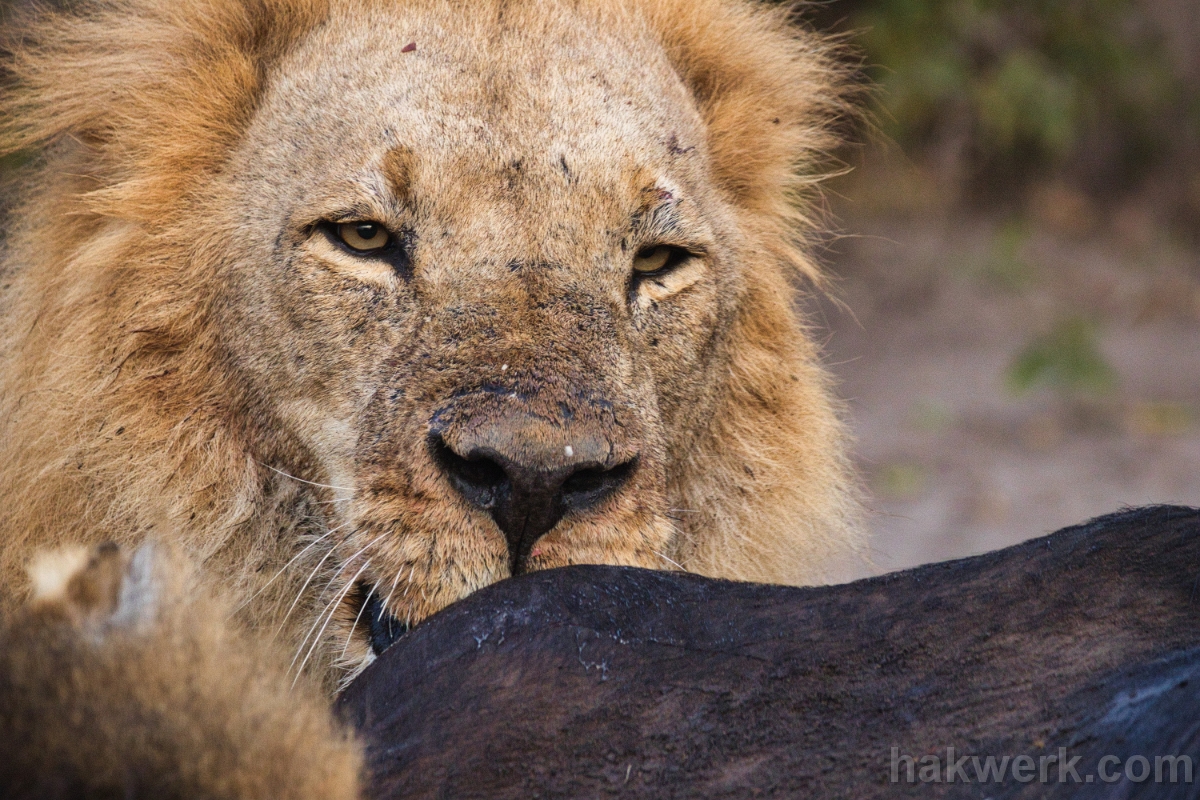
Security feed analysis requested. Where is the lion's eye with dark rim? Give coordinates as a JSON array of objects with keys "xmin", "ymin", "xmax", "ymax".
[
  {"xmin": 336, "ymin": 221, "xmax": 391, "ymax": 253},
  {"xmin": 318, "ymin": 219, "xmax": 413, "ymax": 279},
  {"xmin": 632, "ymin": 245, "xmax": 691, "ymax": 277}
]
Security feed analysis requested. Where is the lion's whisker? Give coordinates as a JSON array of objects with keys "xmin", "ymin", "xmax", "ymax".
[
  {"xmin": 652, "ymin": 549, "xmax": 687, "ymax": 572},
  {"xmin": 285, "ymin": 530, "xmax": 389, "ymax": 657},
  {"xmin": 292, "ymin": 559, "xmax": 372, "ymax": 686},
  {"xmin": 400, "ymin": 564, "xmax": 418, "ymax": 598},
  {"xmin": 261, "ymin": 462, "xmax": 355, "ymax": 493},
  {"xmin": 274, "ymin": 535, "xmax": 346, "ymax": 641},
  {"xmin": 657, "ymin": 519, "xmax": 695, "ymax": 572},
  {"xmin": 336, "ymin": 650, "xmax": 377, "ymax": 693},
  {"xmin": 338, "ymin": 577, "xmax": 376, "ymax": 662},
  {"xmin": 377, "ymin": 561, "xmax": 409, "ymax": 633},
  {"xmin": 331, "ymin": 532, "xmax": 389, "ymax": 579},
  {"xmin": 291, "ymin": 562, "xmax": 363, "ymax": 677},
  {"xmin": 230, "ymin": 520, "xmax": 351, "ymax": 618},
  {"xmin": 290, "ymin": 565, "xmax": 358, "ymax": 673}
]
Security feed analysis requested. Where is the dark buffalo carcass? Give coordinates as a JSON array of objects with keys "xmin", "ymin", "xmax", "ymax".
[{"xmin": 339, "ymin": 505, "xmax": 1200, "ymax": 799}]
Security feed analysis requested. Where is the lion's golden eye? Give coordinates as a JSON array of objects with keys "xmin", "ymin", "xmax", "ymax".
[
  {"xmin": 337, "ymin": 221, "xmax": 390, "ymax": 253},
  {"xmin": 632, "ymin": 245, "xmax": 686, "ymax": 275}
]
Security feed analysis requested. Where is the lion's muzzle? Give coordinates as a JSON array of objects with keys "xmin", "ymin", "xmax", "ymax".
[{"xmin": 430, "ymin": 400, "xmax": 639, "ymax": 574}]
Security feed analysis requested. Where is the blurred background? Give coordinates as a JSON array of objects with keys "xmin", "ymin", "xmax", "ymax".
[
  {"xmin": 806, "ymin": 0, "xmax": 1200, "ymax": 574},
  {"xmin": 1, "ymin": 0, "xmax": 1197, "ymax": 575}
]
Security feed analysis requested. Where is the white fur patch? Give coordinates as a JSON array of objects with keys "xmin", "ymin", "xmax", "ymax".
[{"xmin": 27, "ymin": 546, "xmax": 90, "ymax": 601}]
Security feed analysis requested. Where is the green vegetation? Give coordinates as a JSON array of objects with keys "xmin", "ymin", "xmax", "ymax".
[
  {"xmin": 876, "ymin": 461, "xmax": 928, "ymax": 499},
  {"xmin": 819, "ymin": 0, "xmax": 1197, "ymax": 212},
  {"xmin": 1007, "ymin": 317, "xmax": 1117, "ymax": 396}
]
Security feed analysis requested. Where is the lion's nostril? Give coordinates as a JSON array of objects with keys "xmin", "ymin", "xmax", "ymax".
[
  {"xmin": 430, "ymin": 432, "xmax": 636, "ymax": 575},
  {"xmin": 430, "ymin": 435, "xmax": 510, "ymax": 510},
  {"xmin": 560, "ymin": 460, "xmax": 637, "ymax": 510}
]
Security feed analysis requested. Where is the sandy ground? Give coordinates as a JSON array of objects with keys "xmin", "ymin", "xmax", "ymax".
[{"xmin": 813, "ymin": 211, "xmax": 1200, "ymax": 578}]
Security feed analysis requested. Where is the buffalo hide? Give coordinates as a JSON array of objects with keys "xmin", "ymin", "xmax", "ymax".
[{"xmin": 339, "ymin": 505, "xmax": 1200, "ymax": 798}]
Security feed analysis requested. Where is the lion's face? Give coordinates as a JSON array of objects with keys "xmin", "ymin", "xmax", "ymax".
[
  {"xmin": 212, "ymin": 4, "xmax": 739, "ymax": 655},
  {"xmin": 2, "ymin": 0, "xmax": 859, "ymax": 685}
]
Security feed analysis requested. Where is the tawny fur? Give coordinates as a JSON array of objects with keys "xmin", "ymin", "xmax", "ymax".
[
  {"xmin": 0, "ymin": 542, "xmax": 362, "ymax": 798},
  {"xmin": 0, "ymin": 0, "xmax": 860, "ymax": 690}
]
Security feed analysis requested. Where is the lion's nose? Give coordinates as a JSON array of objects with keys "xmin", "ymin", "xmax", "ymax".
[{"xmin": 430, "ymin": 431, "xmax": 636, "ymax": 574}]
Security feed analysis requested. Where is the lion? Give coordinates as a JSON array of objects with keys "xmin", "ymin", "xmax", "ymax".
[{"xmin": 0, "ymin": 0, "xmax": 860, "ymax": 697}]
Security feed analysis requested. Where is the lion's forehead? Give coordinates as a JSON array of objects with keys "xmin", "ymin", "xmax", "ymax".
[{"xmin": 244, "ymin": 2, "xmax": 709, "ymax": 213}]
